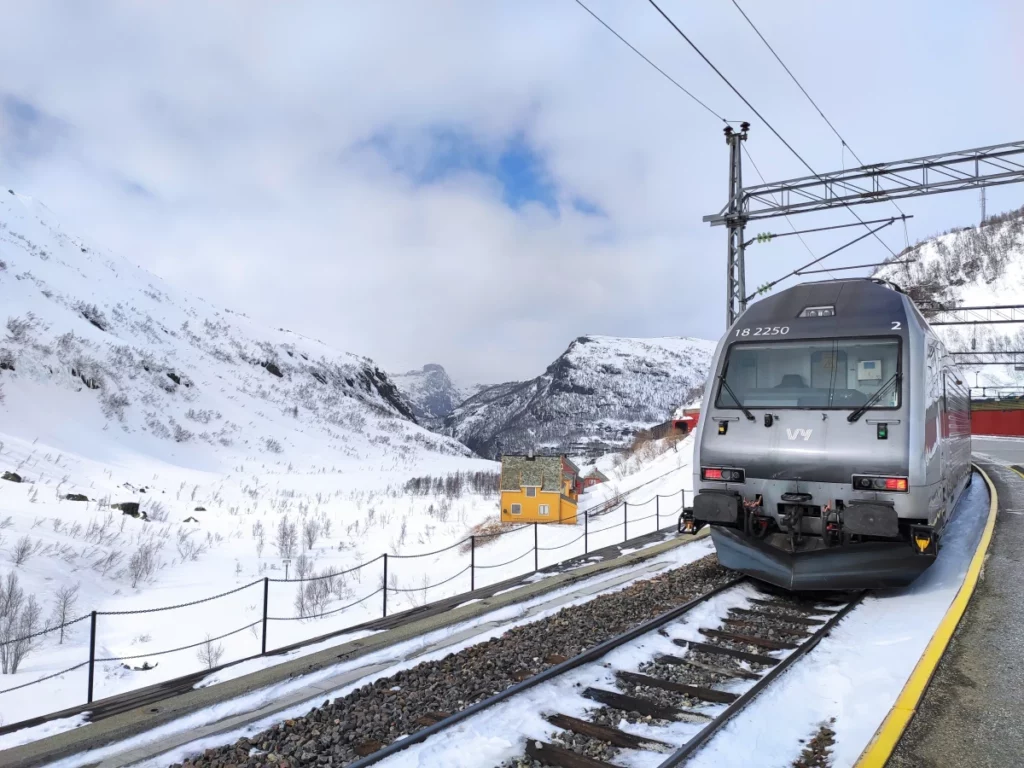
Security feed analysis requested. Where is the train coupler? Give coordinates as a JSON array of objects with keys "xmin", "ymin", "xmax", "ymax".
[
  {"xmin": 910, "ymin": 524, "xmax": 937, "ymax": 555},
  {"xmin": 679, "ymin": 508, "xmax": 697, "ymax": 534}
]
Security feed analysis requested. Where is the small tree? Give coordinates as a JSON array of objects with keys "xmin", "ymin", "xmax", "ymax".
[
  {"xmin": 51, "ymin": 584, "xmax": 80, "ymax": 644},
  {"xmin": 9, "ymin": 535, "xmax": 32, "ymax": 567},
  {"xmin": 128, "ymin": 543, "xmax": 156, "ymax": 588},
  {"xmin": 275, "ymin": 517, "xmax": 296, "ymax": 559},
  {"xmin": 0, "ymin": 572, "xmax": 43, "ymax": 674},
  {"xmin": 196, "ymin": 633, "xmax": 224, "ymax": 670},
  {"xmin": 294, "ymin": 553, "xmax": 312, "ymax": 581},
  {"xmin": 302, "ymin": 518, "xmax": 320, "ymax": 551}
]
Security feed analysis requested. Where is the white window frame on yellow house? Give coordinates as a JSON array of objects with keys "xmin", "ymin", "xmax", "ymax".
[
  {"xmin": 510, "ymin": 503, "xmax": 522, "ymax": 515},
  {"xmin": 538, "ymin": 504, "xmax": 550, "ymax": 516},
  {"xmin": 525, "ymin": 486, "xmax": 538, "ymax": 497}
]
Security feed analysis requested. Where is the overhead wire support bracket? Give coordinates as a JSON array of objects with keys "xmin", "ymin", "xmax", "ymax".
[
  {"xmin": 706, "ymin": 139, "xmax": 1024, "ymax": 225},
  {"xmin": 744, "ymin": 218, "xmax": 898, "ymax": 302},
  {"xmin": 743, "ymin": 215, "xmax": 913, "ymax": 247}
]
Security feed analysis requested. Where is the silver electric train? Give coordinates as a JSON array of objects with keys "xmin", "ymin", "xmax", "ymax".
[{"xmin": 686, "ymin": 278, "xmax": 972, "ymax": 590}]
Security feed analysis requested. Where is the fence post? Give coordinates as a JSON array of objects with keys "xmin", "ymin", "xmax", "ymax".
[
  {"xmin": 534, "ymin": 523, "xmax": 539, "ymax": 572},
  {"xmin": 261, "ymin": 577, "xmax": 269, "ymax": 655},
  {"xmin": 656, "ymin": 495, "xmax": 660, "ymax": 531},
  {"xmin": 584, "ymin": 510, "xmax": 589, "ymax": 555},
  {"xmin": 624, "ymin": 502, "xmax": 628, "ymax": 542},
  {"xmin": 87, "ymin": 610, "xmax": 97, "ymax": 704},
  {"xmin": 382, "ymin": 554, "xmax": 388, "ymax": 618},
  {"xmin": 470, "ymin": 536, "xmax": 476, "ymax": 591}
]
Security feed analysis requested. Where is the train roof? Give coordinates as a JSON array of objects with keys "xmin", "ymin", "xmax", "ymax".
[{"xmin": 739, "ymin": 278, "xmax": 910, "ymax": 333}]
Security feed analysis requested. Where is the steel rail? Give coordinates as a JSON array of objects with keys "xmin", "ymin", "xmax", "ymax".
[
  {"xmin": 655, "ymin": 591, "xmax": 866, "ymax": 767},
  {"xmin": 342, "ymin": 576, "xmax": 747, "ymax": 768}
]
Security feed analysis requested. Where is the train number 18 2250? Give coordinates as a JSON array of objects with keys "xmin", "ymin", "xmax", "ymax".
[{"xmin": 735, "ymin": 326, "xmax": 790, "ymax": 337}]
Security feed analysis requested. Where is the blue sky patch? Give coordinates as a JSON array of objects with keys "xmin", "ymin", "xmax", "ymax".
[
  {"xmin": 362, "ymin": 125, "xmax": 559, "ymax": 214},
  {"xmin": 1, "ymin": 94, "xmax": 63, "ymax": 166}
]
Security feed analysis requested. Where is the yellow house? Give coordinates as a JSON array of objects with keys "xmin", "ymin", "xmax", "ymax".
[{"xmin": 499, "ymin": 454, "xmax": 580, "ymax": 524}]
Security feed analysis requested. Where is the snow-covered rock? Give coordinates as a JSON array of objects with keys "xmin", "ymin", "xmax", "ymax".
[
  {"xmin": 444, "ymin": 335, "xmax": 716, "ymax": 459},
  {"xmin": 391, "ymin": 364, "xmax": 463, "ymax": 428}
]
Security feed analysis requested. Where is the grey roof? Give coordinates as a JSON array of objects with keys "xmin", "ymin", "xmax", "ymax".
[{"xmin": 500, "ymin": 455, "xmax": 569, "ymax": 492}]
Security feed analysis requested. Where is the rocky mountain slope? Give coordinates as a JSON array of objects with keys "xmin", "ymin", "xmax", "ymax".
[
  {"xmin": 0, "ymin": 187, "xmax": 472, "ymax": 473},
  {"xmin": 444, "ymin": 335, "xmax": 715, "ymax": 459},
  {"xmin": 874, "ymin": 204, "xmax": 1024, "ymax": 386},
  {"xmin": 390, "ymin": 364, "xmax": 463, "ymax": 428}
]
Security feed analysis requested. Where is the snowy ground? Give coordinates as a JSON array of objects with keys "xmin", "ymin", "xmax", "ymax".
[
  {"xmin": 0, "ymin": 432, "xmax": 695, "ymax": 728},
  {"xmin": 241, "ymin": 471, "xmax": 987, "ymax": 768},
  {"xmin": 26, "ymin": 538, "xmax": 716, "ymax": 767}
]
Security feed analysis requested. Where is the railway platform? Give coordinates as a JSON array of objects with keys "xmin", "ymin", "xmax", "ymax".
[{"xmin": 888, "ymin": 437, "xmax": 1024, "ymax": 768}]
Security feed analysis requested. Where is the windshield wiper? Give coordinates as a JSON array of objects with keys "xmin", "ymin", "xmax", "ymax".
[
  {"xmin": 718, "ymin": 375, "xmax": 755, "ymax": 422},
  {"xmin": 847, "ymin": 372, "xmax": 900, "ymax": 423}
]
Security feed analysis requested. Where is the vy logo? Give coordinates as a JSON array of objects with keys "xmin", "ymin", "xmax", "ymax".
[{"xmin": 786, "ymin": 428, "xmax": 813, "ymax": 441}]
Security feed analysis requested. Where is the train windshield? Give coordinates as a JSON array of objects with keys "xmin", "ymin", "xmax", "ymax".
[{"xmin": 716, "ymin": 337, "xmax": 900, "ymax": 410}]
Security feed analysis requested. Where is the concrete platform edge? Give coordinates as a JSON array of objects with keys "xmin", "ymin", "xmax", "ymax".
[
  {"xmin": 2, "ymin": 529, "xmax": 709, "ymax": 768},
  {"xmin": 853, "ymin": 465, "xmax": 999, "ymax": 767}
]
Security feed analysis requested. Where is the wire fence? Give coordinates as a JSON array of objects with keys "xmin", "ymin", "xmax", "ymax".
[{"xmin": 0, "ymin": 485, "xmax": 692, "ymax": 719}]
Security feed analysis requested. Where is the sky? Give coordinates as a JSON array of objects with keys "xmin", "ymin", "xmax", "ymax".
[{"xmin": 2, "ymin": 0, "xmax": 1024, "ymax": 384}]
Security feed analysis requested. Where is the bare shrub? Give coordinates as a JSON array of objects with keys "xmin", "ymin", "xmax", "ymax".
[
  {"xmin": 146, "ymin": 501, "xmax": 169, "ymax": 523},
  {"xmin": 100, "ymin": 391, "xmax": 131, "ymax": 421},
  {"xmin": 275, "ymin": 517, "xmax": 297, "ymax": 559},
  {"xmin": 50, "ymin": 584, "xmax": 80, "ymax": 644},
  {"xmin": 265, "ymin": 437, "xmax": 283, "ymax": 454},
  {"xmin": 252, "ymin": 521, "xmax": 266, "ymax": 558},
  {"xmin": 9, "ymin": 535, "xmax": 32, "ymax": 567},
  {"xmin": 176, "ymin": 529, "xmax": 207, "ymax": 561},
  {"xmin": 0, "ymin": 572, "xmax": 44, "ymax": 674},
  {"xmin": 294, "ymin": 553, "xmax": 313, "ymax": 581},
  {"xmin": 302, "ymin": 518, "xmax": 320, "ymax": 551},
  {"xmin": 196, "ymin": 633, "xmax": 224, "ymax": 670},
  {"xmin": 127, "ymin": 542, "xmax": 157, "ymax": 587}
]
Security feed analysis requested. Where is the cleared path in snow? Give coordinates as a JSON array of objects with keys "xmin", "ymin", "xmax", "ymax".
[{"xmin": 888, "ymin": 439, "xmax": 1024, "ymax": 768}]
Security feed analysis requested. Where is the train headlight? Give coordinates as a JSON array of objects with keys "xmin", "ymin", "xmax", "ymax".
[
  {"xmin": 702, "ymin": 467, "xmax": 745, "ymax": 483},
  {"xmin": 852, "ymin": 474, "xmax": 908, "ymax": 493}
]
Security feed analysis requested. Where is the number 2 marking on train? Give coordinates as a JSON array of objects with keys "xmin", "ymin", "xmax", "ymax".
[{"xmin": 891, "ymin": 321, "xmax": 902, "ymax": 330}]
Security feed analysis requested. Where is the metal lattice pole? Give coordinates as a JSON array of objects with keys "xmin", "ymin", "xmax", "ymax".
[{"xmin": 725, "ymin": 123, "xmax": 749, "ymax": 327}]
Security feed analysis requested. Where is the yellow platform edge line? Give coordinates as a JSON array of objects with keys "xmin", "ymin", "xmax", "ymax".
[{"xmin": 853, "ymin": 463, "xmax": 999, "ymax": 768}]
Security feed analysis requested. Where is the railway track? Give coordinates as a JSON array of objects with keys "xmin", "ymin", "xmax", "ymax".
[{"xmin": 342, "ymin": 580, "xmax": 862, "ymax": 768}]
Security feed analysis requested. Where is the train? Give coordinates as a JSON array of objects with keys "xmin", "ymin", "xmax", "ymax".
[{"xmin": 683, "ymin": 278, "xmax": 972, "ymax": 590}]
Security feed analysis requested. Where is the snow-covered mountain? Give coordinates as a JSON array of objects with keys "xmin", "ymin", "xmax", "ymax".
[
  {"xmin": 0, "ymin": 188, "xmax": 472, "ymax": 472},
  {"xmin": 391, "ymin": 364, "xmax": 463, "ymax": 428},
  {"xmin": 874, "ymin": 204, "xmax": 1024, "ymax": 386},
  {"xmin": 444, "ymin": 335, "xmax": 716, "ymax": 459}
]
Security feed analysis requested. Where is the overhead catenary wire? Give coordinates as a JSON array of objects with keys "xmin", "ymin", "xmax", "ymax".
[
  {"xmin": 571, "ymin": 0, "xmax": 727, "ymax": 124},
  {"xmin": 746, "ymin": 218, "xmax": 899, "ymax": 302},
  {"xmin": 743, "ymin": 145, "xmax": 838, "ymax": 281},
  {"xmin": 728, "ymin": 0, "xmax": 909, "ymax": 226},
  {"xmin": 645, "ymin": 0, "xmax": 897, "ymax": 259}
]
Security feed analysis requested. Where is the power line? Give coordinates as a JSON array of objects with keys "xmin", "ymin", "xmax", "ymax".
[
  {"xmin": 571, "ymin": 0, "xmax": 727, "ymax": 124},
  {"xmin": 728, "ymin": 0, "xmax": 909, "ymax": 224},
  {"xmin": 743, "ymin": 145, "xmax": 837, "ymax": 281},
  {"xmin": 645, "ymin": 0, "xmax": 897, "ymax": 258}
]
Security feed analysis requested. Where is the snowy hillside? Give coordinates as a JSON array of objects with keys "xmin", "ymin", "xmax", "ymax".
[
  {"xmin": 0, "ymin": 187, "xmax": 517, "ymax": 725},
  {"xmin": 391, "ymin": 364, "xmax": 463, "ymax": 428},
  {"xmin": 0, "ymin": 188, "xmax": 474, "ymax": 472},
  {"xmin": 445, "ymin": 335, "xmax": 716, "ymax": 459},
  {"xmin": 875, "ymin": 204, "xmax": 1024, "ymax": 386}
]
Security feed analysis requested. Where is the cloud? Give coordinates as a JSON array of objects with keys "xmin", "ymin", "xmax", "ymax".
[{"xmin": 1, "ymin": 0, "xmax": 1021, "ymax": 382}]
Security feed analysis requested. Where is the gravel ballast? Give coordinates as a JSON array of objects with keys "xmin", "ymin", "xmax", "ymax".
[{"xmin": 171, "ymin": 554, "xmax": 730, "ymax": 768}]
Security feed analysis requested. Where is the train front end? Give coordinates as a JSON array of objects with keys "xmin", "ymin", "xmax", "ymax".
[{"xmin": 687, "ymin": 279, "xmax": 962, "ymax": 591}]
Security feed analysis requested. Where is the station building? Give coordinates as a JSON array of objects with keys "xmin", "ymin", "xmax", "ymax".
[{"xmin": 499, "ymin": 454, "xmax": 580, "ymax": 524}]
